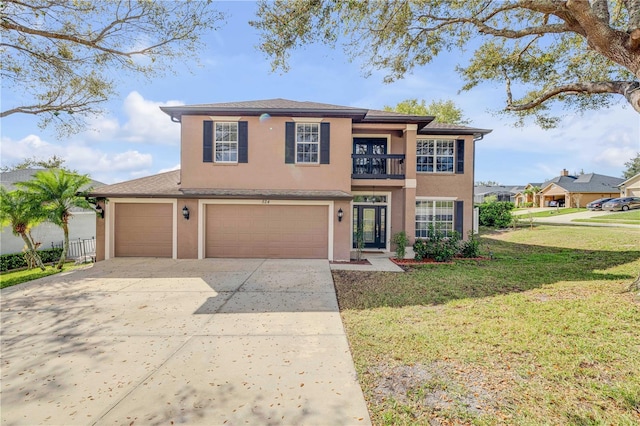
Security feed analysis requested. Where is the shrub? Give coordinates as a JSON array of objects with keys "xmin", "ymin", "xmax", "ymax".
[
  {"xmin": 460, "ymin": 231, "xmax": 481, "ymax": 258},
  {"xmin": 392, "ymin": 231, "xmax": 408, "ymax": 259},
  {"xmin": 0, "ymin": 248, "xmax": 63, "ymax": 272},
  {"xmin": 413, "ymin": 226, "xmax": 460, "ymax": 262},
  {"xmin": 479, "ymin": 200, "xmax": 515, "ymax": 228}
]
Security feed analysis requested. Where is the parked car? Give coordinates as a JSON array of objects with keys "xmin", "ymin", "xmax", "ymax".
[
  {"xmin": 586, "ymin": 197, "xmax": 615, "ymax": 210},
  {"xmin": 602, "ymin": 197, "xmax": 640, "ymax": 211}
]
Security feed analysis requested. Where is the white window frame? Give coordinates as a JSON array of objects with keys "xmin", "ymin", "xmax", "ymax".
[
  {"xmin": 417, "ymin": 139, "xmax": 455, "ymax": 173},
  {"xmin": 415, "ymin": 198, "xmax": 455, "ymax": 238},
  {"xmin": 295, "ymin": 122, "xmax": 320, "ymax": 164},
  {"xmin": 214, "ymin": 121, "xmax": 238, "ymax": 163}
]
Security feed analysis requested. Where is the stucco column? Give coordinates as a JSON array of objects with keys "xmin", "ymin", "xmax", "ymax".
[{"xmin": 403, "ymin": 124, "xmax": 417, "ymax": 244}]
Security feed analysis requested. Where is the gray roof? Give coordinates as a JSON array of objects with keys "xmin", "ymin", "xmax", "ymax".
[
  {"xmin": 160, "ymin": 98, "xmax": 492, "ymax": 136},
  {"xmin": 542, "ymin": 173, "xmax": 624, "ymax": 193},
  {"xmin": 0, "ymin": 168, "xmax": 104, "ymax": 192},
  {"xmin": 89, "ymin": 170, "xmax": 353, "ymax": 200},
  {"xmin": 474, "ymin": 185, "xmax": 524, "ymax": 196}
]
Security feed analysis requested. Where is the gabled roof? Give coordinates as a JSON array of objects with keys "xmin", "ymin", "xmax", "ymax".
[
  {"xmin": 89, "ymin": 170, "xmax": 182, "ymax": 197},
  {"xmin": 474, "ymin": 185, "xmax": 524, "ymax": 196},
  {"xmin": 539, "ymin": 173, "xmax": 624, "ymax": 194},
  {"xmin": 160, "ymin": 98, "xmax": 492, "ymax": 136},
  {"xmin": 618, "ymin": 172, "xmax": 640, "ymax": 188}
]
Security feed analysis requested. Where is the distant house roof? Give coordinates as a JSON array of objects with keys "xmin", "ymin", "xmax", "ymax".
[
  {"xmin": 0, "ymin": 169, "xmax": 104, "ymax": 192},
  {"xmin": 1, "ymin": 168, "xmax": 105, "ymax": 212},
  {"xmin": 160, "ymin": 98, "xmax": 492, "ymax": 137},
  {"xmin": 89, "ymin": 170, "xmax": 352, "ymax": 200},
  {"xmin": 540, "ymin": 173, "xmax": 624, "ymax": 193},
  {"xmin": 474, "ymin": 185, "xmax": 524, "ymax": 196}
]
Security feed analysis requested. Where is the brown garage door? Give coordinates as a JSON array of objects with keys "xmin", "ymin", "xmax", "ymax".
[
  {"xmin": 114, "ymin": 203, "xmax": 173, "ymax": 257},
  {"xmin": 206, "ymin": 204, "xmax": 328, "ymax": 258}
]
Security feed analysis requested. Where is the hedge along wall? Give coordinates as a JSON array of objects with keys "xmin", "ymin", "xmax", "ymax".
[{"xmin": 0, "ymin": 248, "xmax": 63, "ymax": 272}]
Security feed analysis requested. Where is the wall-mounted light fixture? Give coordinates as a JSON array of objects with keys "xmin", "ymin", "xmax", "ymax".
[
  {"xmin": 337, "ymin": 208, "xmax": 343, "ymax": 222},
  {"xmin": 95, "ymin": 204, "xmax": 104, "ymax": 219},
  {"xmin": 182, "ymin": 206, "xmax": 190, "ymax": 220}
]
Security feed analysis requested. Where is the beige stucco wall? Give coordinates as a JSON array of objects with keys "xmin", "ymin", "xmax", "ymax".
[
  {"xmin": 621, "ymin": 174, "xmax": 640, "ymax": 196},
  {"xmin": 568, "ymin": 192, "xmax": 621, "ymax": 208},
  {"xmin": 95, "ymin": 200, "xmax": 106, "ymax": 261},
  {"xmin": 333, "ymin": 200, "xmax": 351, "ymax": 261},
  {"xmin": 415, "ymin": 135, "xmax": 475, "ymax": 239},
  {"xmin": 177, "ymin": 198, "xmax": 199, "ymax": 259},
  {"xmin": 180, "ymin": 115, "xmax": 353, "ymax": 192}
]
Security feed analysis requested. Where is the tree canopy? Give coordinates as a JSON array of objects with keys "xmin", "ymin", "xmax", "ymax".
[
  {"xmin": 623, "ymin": 152, "xmax": 640, "ymax": 178},
  {"xmin": 252, "ymin": 0, "xmax": 640, "ymax": 128},
  {"xmin": 0, "ymin": 155, "xmax": 67, "ymax": 172},
  {"xmin": 1, "ymin": 0, "xmax": 224, "ymax": 135},
  {"xmin": 384, "ymin": 99, "xmax": 470, "ymax": 124}
]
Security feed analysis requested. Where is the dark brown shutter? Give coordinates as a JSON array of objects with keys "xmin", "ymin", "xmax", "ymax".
[
  {"xmin": 238, "ymin": 121, "xmax": 248, "ymax": 163},
  {"xmin": 456, "ymin": 139, "xmax": 464, "ymax": 174},
  {"xmin": 285, "ymin": 122, "xmax": 295, "ymax": 164},
  {"xmin": 455, "ymin": 200, "xmax": 464, "ymax": 236},
  {"xmin": 203, "ymin": 121, "xmax": 213, "ymax": 163},
  {"xmin": 320, "ymin": 122, "xmax": 330, "ymax": 164}
]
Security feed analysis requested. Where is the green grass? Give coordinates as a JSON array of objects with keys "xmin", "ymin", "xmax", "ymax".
[
  {"xmin": 333, "ymin": 226, "xmax": 640, "ymax": 425},
  {"xmin": 0, "ymin": 263, "xmax": 84, "ymax": 289},
  {"xmin": 514, "ymin": 207, "xmax": 586, "ymax": 218},
  {"xmin": 574, "ymin": 210, "xmax": 640, "ymax": 225}
]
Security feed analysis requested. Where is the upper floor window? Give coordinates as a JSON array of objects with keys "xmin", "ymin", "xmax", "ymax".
[
  {"xmin": 296, "ymin": 123, "xmax": 319, "ymax": 164},
  {"xmin": 215, "ymin": 122, "xmax": 238, "ymax": 163},
  {"xmin": 417, "ymin": 139, "xmax": 455, "ymax": 173}
]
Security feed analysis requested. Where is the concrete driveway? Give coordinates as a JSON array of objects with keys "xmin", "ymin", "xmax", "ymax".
[{"xmin": 1, "ymin": 259, "xmax": 371, "ymax": 425}]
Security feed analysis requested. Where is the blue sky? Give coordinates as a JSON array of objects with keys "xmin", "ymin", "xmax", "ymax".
[{"xmin": 1, "ymin": 1, "xmax": 638, "ymax": 185}]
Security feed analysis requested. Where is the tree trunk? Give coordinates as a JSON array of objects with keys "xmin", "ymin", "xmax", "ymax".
[
  {"xmin": 57, "ymin": 222, "xmax": 69, "ymax": 270},
  {"xmin": 20, "ymin": 232, "xmax": 45, "ymax": 271}
]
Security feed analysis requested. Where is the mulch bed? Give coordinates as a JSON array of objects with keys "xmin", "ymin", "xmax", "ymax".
[
  {"xmin": 390, "ymin": 256, "xmax": 491, "ymax": 266},
  {"xmin": 330, "ymin": 259, "xmax": 372, "ymax": 265}
]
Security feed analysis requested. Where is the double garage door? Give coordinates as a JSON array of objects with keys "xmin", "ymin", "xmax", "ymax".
[
  {"xmin": 205, "ymin": 204, "xmax": 328, "ymax": 258},
  {"xmin": 113, "ymin": 203, "xmax": 329, "ymax": 259}
]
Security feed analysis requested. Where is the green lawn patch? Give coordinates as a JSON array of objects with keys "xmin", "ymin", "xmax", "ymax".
[
  {"xmin": 516, "ymin": 207, "xmax": 586, "ymax": 218},
  {"xmin": 0, "ymin": 263, "xmax": 85, "ymax": 289},
  {"xmin": 574, "ymin": 210, "xmax": 640, "ymax": 225},
  {"xmin": 333, "ymin": 226, "xmax": 640, "ymax": 425}
]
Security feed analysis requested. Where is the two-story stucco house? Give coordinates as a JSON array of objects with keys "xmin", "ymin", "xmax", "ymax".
[{"xmin": 90, "ymin": 99, "xmax": 491, "ymax": 261}]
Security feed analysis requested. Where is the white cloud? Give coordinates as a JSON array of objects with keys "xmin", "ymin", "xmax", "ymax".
[
  {"xmin": 85, "ymin": 91, "xmax": 183, "ymax": 145},
  {"xmin": 0, "ymin": 135, "xmax": 153, "ymax": 184}
]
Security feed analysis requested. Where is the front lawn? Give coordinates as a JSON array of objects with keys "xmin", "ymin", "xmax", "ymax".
[
  {"xmin": 515, "ymin": 207, "xmax": 586, "ymax": 217},
  {"xmin": 0, "ymin": 263, "xmax": 85, "ymax": 289},
  {"xmin": 333, "ymin": 226, "xmax": 640, "ymax": 425}
]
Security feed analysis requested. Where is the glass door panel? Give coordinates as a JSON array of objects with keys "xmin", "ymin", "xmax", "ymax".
[{"xmin": 362, "ymin": 208, "xmax": 376, "ymax": 243}]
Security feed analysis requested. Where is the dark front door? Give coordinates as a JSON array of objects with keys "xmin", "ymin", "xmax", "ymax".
[
  {"xmin": 353, "ymin": 138, "xmax": 387, "ymax": 176},
  {"xmin": 353, "ymin": 205, "xmax": 387, "ymax": 249}
]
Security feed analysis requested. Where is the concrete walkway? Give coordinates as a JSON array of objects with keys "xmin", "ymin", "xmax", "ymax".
[{"xmin": 1, "ymin": 259, "xmax": 371, "ymax": 425}]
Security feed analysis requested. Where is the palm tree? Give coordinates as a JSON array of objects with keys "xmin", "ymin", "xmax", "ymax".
[
  {"xmin": 17, "ymin": 169, "xmax": 93, "ymax": 269},
  {"xmin": 0, "ymin": 187, "xmax": 46, "ymax": 270},
  {"xmin": 523, "ymin": 185, "xmax": 541, "ymax": 207}
]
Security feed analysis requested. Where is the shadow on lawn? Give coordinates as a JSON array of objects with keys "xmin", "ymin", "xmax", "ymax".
[{"xmin": 332, "ymin": 238, "xmax": 640, "ymax": 310}]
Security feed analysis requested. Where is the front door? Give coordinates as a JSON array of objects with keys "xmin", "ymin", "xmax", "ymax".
[
  {"xmin": 353, "ymin": 205, "xmax": 387, "ymax": 249},
  {"xmin": 353, "ymin": 138, "xmax": 387, "ymax": 176}
]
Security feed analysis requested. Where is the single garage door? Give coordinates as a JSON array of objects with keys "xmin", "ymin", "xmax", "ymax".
[
  {"xmin": 206, "ymin": 204, "xmax": 328, "ymax": 258},
  {"xmin": 114, "ymin": 203, "xmax": 173, "ymax": 257}
]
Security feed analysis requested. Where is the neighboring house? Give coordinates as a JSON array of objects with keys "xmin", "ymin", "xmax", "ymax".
[
  {"xmin": 474, "ymin": 185, "xmax": 524, "ymax": 204},
  {"xmin": 514, "ymin": 182, "xmax": 544, "ymax": 207},
  {"xmin": 536, "ymin": 169, "xmax": 623, "ymax": 208},
  {"xmin": 90, "ymin": 99, "xmax": 491, "ymax": 261},
  {"xmin": 0, "ymin": 169, "xmax": 104, "ymax": 255},
  {"xmin": 618, "ymin": 173, "xmax": 640, "ymax": 196}
]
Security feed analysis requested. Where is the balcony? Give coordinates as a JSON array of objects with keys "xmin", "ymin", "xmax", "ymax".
[{"xmin": 352, "ymin": 154, "xmax": 405, "ymax": 179}]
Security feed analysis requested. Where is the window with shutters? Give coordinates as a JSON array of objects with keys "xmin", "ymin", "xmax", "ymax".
[
  {"xmin": 296, "ymin": 123, "xmax": 319, "ymax": 164},
  {"xmin": 215, "ymin": 122, "xmax": 238, "ymax": 163},
  {"xmin": 415, "ymin": 200, "xmax": 455, "ymax": 238},
  {"xmin": 417, "ymin": 139, "xmax": 455, "ymax": 173}
]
